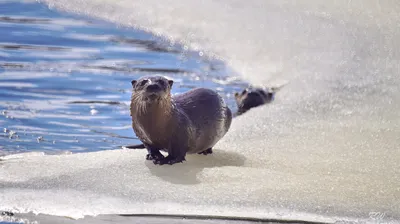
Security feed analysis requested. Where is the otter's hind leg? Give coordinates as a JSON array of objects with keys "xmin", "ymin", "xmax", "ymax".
[
  {"xmin": 197, "ymin": 148, "xmax": 213, "ymax": 155},
  {"xmin": 144, "ymin": 144, "xmax": 164, "ymax": 161}
]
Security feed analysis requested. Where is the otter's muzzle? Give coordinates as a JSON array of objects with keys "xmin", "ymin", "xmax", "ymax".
[
  {"xmin": 145, "ymin": 84, "xmax": 163, "ymax": 101},
  {"xmin": 146, "ymin": 84, "xmax": 161, "ymax": 92}
]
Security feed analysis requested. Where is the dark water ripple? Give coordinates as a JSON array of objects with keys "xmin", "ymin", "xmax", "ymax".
[{"xmin": 0, "ymin": 0, "xmax": 247, "ymax": 155}]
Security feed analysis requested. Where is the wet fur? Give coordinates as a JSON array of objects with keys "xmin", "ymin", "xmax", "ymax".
[
  {"xmin": 130, "ymin": 76, "xmax": 232, "ymax": 165},
  {"xmin": 125, "ymin": 86, "xmax": 281, "ymax": 150},
  {"xmin": 234, "ymin": 87, "xmax": 276, "ymax": 116}
]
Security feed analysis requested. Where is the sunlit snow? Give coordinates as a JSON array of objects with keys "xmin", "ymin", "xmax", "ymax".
[{"xmin": 1, "ymin": 0, "xmax": 399, "ymax": 222}]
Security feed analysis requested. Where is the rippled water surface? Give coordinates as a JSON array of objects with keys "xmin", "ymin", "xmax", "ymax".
[{"xmin": 0, "ymin": 0, "xmax": 245, "ymax": 155}]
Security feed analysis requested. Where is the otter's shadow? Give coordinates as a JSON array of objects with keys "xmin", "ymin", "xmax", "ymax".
[{"xmin": 145, "ymin": 149, "xmax": 245, "ymax": 185}]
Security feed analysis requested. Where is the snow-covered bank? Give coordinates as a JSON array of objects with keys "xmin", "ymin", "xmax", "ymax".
[{"xmin": 1, "ymin": 0, "xmax": 399, "ymax": 223}]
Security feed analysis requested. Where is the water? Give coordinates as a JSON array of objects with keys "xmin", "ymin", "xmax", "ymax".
[{"xmin": 0, "ymin": 0, "xmax": 245, "ymax": 155}]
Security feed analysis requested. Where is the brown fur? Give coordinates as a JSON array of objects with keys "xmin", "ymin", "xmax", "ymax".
[
  {"xmin": 129, "ymin": 75, "xmax": 232, "ymax": 165},
  {"xmin": 131, "ymin": 94, "xmax": 174, "ymax": 148}
]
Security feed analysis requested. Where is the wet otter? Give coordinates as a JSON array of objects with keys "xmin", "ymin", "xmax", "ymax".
[
  {"xmin": 130, "ymin": 75, "xmax": 232, "ymax": 165},
  {"xmin": 234, "ymin": 87, "xmax": 275, "ymax": 116}
]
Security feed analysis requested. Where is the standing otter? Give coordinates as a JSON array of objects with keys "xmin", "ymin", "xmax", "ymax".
[{"xmin": 130, "ymin": 75, "xmax": 232, "ymax": 165}]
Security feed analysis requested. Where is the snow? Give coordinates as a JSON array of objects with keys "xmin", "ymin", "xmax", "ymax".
[{"xmin": 1, "ymin": 0, "xmax": 400, "ymax": 223}]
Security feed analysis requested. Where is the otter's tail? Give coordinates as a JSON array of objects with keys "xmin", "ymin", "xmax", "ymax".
[{"xmin": 122, "ymin": 144, "xmax": 145, "ymax": 149}]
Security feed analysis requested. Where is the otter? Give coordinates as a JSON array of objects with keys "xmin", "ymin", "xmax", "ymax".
[
  {"xmin": 129, "ymin": 75, "xmax": 232, "ymax": 165},
  {"xmin": 234, "ymin": 87, "xmax": 275, "ymax": 116}
]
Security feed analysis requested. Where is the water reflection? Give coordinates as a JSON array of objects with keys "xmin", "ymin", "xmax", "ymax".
[
  {"xmin": 0, "ymin": 0, "xmax": 246, "ymax": 155},
  {"xmin": 0, "ymin": 43, "xmax": 67, "ymax": 51},
  {"xmin": 0, "ymin": 16, "xmax": 50, "ymax": 24}
]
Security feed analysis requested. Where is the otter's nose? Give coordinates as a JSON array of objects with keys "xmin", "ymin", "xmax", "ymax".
[{"xmin": 146, "ymin": 84, "xmax": 161, "ymax": 92}]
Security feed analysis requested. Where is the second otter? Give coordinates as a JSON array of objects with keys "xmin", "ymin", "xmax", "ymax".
[{"xmin": 130, "ymin": 76, "xmax": 232, "ymax": 165}]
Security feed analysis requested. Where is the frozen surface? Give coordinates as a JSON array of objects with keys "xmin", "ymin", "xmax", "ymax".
[{"xmin": 1, "ymin": 0, "xmax": 400, "ymax": 223}]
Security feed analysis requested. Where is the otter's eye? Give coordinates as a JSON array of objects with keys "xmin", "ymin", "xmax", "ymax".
[
  {"xmin": 259, "ymin": 90, "xmax": 267, "ymax": 97},
  {"xmin": 138, "ymin": 79, "xmax": 148, "ymax": 87}
]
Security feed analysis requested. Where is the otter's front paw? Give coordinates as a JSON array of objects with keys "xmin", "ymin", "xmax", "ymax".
[
  {"xmin": 153, "ymin": 155, "xmax": 185, "ymax": 165},
  {"xmin": 146, "ymin": 153, "xmax": 164, "ymax": 161}
]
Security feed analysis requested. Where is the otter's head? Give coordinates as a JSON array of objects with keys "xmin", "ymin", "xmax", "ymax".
[
  {"xmin": 131, "ymin": 76, "xmax": 174, "ymax": 103},
  {"xmin": 234, "ymin": 87, "xmax": 274, "ymax": 115}
]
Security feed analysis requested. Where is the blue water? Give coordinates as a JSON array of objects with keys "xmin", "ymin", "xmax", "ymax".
[{"xmin": 0, "ymin": 0, "xmax": 246, "ymax": 155}]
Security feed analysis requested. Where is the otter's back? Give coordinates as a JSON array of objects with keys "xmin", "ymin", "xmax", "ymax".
[{"xmin": 173, "ymin": 88, "xmax": 231, "ymax": 153}]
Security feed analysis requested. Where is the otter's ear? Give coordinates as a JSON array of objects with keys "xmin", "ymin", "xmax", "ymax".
[
  {"xmin": 168, "ymin": 80, "xmax": 174, "ymax": 88},
  {"xmin": 234, "ymin": 92, "xmax": 240, "ymax": 99},
  {"xmin": 131, "ymin": 80, "xmax": 137, "ymax": 87}
]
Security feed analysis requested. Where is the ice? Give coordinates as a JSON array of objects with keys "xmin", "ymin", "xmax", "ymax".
[{"xmin": 1, "ymin": 0, "xmax": 400, "ymax": 223}]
